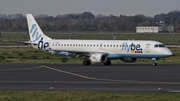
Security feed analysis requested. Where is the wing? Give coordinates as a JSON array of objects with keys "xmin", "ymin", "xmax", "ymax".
[
  {"xmin": 46, "ymin": 49, "xmax": 108, "ymax": 57},
  {"xmin": 4, "ymin": 40, "xmax": 32, "ymax": 46}
]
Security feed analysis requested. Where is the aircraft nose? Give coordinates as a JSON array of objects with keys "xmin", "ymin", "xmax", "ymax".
[{"xmin": 164, "ymin": 49, "xmax": 173, "ymax": 56}]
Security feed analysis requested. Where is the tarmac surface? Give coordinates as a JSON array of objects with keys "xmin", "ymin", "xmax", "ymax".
[{"xmin": 0, "ymin": 64, "xmax": 180, "ymax": 92}]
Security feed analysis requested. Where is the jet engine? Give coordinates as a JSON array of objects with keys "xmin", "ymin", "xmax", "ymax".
[
  {"xmin": 90, "ymin": 53, "xmax": 107, "ymax": 63},
  {"xmin": 120, "ymin": 58, "xmax": 137, "ymax": 63}
]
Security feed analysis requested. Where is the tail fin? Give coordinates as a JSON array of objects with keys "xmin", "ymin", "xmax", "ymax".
[{"xmin": 26, "ymin": 14, "xmax": 52, "ymax": 45}]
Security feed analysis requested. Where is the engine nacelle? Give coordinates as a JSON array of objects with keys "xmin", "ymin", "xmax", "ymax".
[
  {"xmin": 90, "ymin": 53, "xmax": 107, "ymax": 63},
  {"xmin": 121, "ymin": 58, "xmax": 137, "ymax": 63}
]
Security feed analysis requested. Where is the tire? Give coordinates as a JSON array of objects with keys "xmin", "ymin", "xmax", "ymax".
[
  {"xmin": 83, "ymin": 60, "xmax": 91, "ymax": 66},
  {"xmin": 153, "ymin": 62, "xmax": 157, "ymax": 66},
  {"xmin": 104, "ymin": 60, "xmax": 111, "ymax": 65}
]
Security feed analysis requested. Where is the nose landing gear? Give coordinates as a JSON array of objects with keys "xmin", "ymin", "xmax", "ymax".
[
  {"xmin": 153, "ymin": 61, "xmax": 157, "ymax": 66},
  {"xmin": 152, "ymin": 58, "xmax": 157, "ymax": 66}
]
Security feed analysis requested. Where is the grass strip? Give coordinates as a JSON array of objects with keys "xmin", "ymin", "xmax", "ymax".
[{"xmin": 0, "ymin": 91, "xmax": 180, "ymax": 101}]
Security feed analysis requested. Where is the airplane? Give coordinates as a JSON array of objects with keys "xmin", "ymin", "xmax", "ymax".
[{"xmin": 26, "ymin": 14, "xmax": 172, "ymax": 66}]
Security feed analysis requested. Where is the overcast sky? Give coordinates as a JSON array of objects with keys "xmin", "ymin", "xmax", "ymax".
[{"xmin": 0, "ymin": 0, "xmax": 180, "ymax": 17}]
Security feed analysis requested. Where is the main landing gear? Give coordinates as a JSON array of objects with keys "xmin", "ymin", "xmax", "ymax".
[
  {"xmin": 103, "ymin": 60, "xmax": 111, "ymax": 65},
  {"xmin": 82, "ymin": 60, "xmax": 112, "ymax": 66},
  {"xmin": 83, "ymin": 60, "xmax": 91, "ymax": 66}
]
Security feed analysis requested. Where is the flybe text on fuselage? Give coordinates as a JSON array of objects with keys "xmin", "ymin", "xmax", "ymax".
[
  {"xmin": 122, "ymin": 42, "xmax": 143, "ymax": 53},
  {"xmin": 38, "ymin": 38, "xmax": 51, "ymax": 50}
]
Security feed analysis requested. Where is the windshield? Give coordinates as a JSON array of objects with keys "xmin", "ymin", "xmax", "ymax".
[{"xmin": 154, "ymin": 44, "xmax": 166, "ymax": 48}]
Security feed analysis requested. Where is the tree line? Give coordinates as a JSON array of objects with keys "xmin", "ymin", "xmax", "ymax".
[{"xmin": 0, "ymin": 10, "xmax": 180, "ymax": 32}]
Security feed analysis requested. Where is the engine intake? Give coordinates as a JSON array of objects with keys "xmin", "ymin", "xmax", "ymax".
[{"xmin": 90, "ymin": 53, "xmax": 107, "ymax": 63}]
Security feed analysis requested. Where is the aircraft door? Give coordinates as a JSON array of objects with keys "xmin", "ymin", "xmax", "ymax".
[{"xmin": 146, "ymin": 44, "xmax": 150, "ymax": 53}]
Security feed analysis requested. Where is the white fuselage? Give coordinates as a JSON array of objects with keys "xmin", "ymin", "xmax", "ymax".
[{"xmin": 37, "ymin": 39, "xmax": 172, "ymax": 59}]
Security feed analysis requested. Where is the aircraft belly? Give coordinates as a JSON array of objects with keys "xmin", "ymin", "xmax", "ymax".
[{"xmin": 107, "ymin": 53, "xmax": 170, "ymax": 59}]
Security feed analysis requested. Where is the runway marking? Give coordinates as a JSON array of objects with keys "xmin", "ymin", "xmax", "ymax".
[
  {"xmin": 0, "ymin": 81, "xmax": 150, "ymax": 84},
  {"xmin": 42, "ymin": 65, "xmax": 180, "ymax": 85},
  {"xmin": 0, "ymin": 66, "xmax": 42, "ymax": 72}
]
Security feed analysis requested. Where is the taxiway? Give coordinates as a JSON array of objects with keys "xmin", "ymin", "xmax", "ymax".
[{"xmin": 0, "ymin": 64, "xmax": 180, "ymax": 92}]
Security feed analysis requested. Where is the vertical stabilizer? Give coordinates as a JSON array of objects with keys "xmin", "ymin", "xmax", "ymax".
[{"xmin": 26, "ymin": 14, "xmax": 52, "ymax": 44}]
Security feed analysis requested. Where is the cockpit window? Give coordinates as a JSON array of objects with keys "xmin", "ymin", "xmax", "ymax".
[
  {"xmin": 154, "ymin": 44, "xmax": 165, "ymax": 48},
  {"xmin": 159, "ymin": 44, "xmax": 165, "ymax": 47},
  {"xmin": 154, "ymin": 44, "xmax": 158, "ymax": 47}
]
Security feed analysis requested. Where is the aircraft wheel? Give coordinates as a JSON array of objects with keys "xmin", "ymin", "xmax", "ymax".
[
  {"xmin": 153, "ymin": 62, "xmax": 157, "ymax": 66},
  {"xmin": 83, "ymin": 60, "xmax": 91, "ymax": 66},
  {"xmin": 104, "ymin": 60, "xmax": 111, "ymax": 65}
]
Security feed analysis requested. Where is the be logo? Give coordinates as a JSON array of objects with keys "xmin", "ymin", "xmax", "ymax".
[
  {"xmin": 38, "ymin": 38, "xmax": 50, "ymax": 50},
  {"xmin": 130, "ymin": 43, "xmax": 143, "ymax": 53},
  {"xmin": 122, "ymin": 42, "xmax": 143, "ymax": 53}
]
